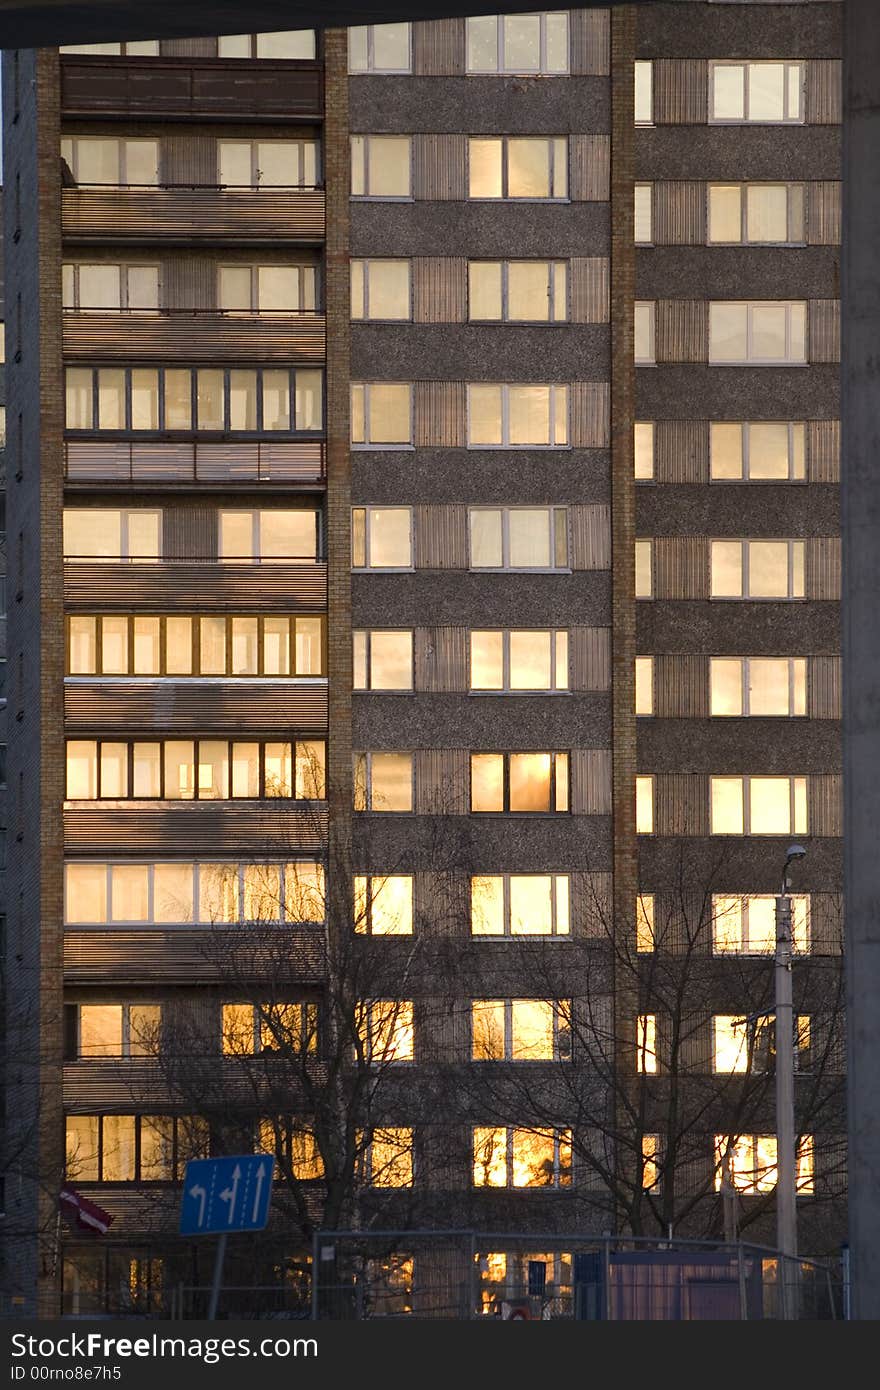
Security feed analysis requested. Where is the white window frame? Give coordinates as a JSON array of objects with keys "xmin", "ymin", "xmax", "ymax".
[
  {"xmin": 636, "ymin": 775, "xmax": 654, "ymax": 834},
  {"xmin": 218, "ymin": 509, "xmax": 319, "ymax": 563},
  {"xmin": 217, "ymin": 263, "xmax": 317, "ymax": 314},
  {"xmin": 707, "ymin": 182, "xmax": 806, "ymax": 246},
  {"xmin": 709, "ymin": 61, "xmax": 805, "ymax": 126},
  {"xmin": 709, "ymin": 656, "xmax": 807, "ymax": 717},
  {"xmin": 709, "ymin": 775, "xmax": 809, "ymax": 836},
  {"xmin": 352, "ymin": 630, "xmax": 414, "ymax": 692},
  {"xmin": 351, "ymin": 506, "xmax": 413, "ymax": 571},
  {"xmin": 348, "ymin": 23, "xmax": 412, "ymax": 74},
  {"xmin": 635, "ymin": 656, "xmax": 654, "ymax": 716},
  {"xmin": 61, "ymin": 136, "xmax": 160, "ymax": 187},
  {"xmin": 468, "ymin": 629, "xmax": 569, "ymax": 693},
  {"xmin": 217, "ymin": 138, "xmax": 320, "ymax": 190},
  {"xmin": 350, "ymin": 259, "xmax": 412, "ymax": 321},
  {"xmin": 709, "ymin": 301, "xmax": 807, "ymax": 366},
  {"xmin": 63, "ymin": 508, "xmax": 162, "ymax": 562},
  {"xmin": 635, "ymin": 539, "xmax": 654, "ymax": 598},
  {"xmin": 63, "ymin": 860, "xmax": 324, "ymax": 927},
  {"xmin": 710, "ymin": 538, "xmax": 806, "ymax": 600},
  {"xmin": 634, "ymin": 61, "xmax": 653, "ymax": 126},
  {"xmin": 471, "ymin": 1000, "xmax": 572, "ymax": 1061},
  {"xmin": 467, "ymin": 260, "xmax": 569, "ymax": 323},
  {"xmin": 60, "ymin": 41, "xmax": 161, "ymax": 56},
  {"xmin": 353, "ymin": 751, "xmax": 414, "ymax": 813},
  {"xmin": 350, "ymin": 382, "xmax": 414, "ymax": 449},
  {"xmin": 711, "ymin": 893, "xmax": 810, "ymax": 955},
  {"xmin": 467, "ymin": 136, "xmax": 569, "ymax": 202},
  {"xmin": 709, "ymin": 421, "xmax": 806, "ymax": 482},
  {"xmin": 637, "ymin": 894, "xmax": 656, "ymax": 952},
  {"xmin": 634, "ymin": 302, "xmax": 656, "ymax": 365},
  {"xmin": 466, "ymin": 384, "xmax": 569, "ymax": 448},
  {"xmin": 217, "ymin": 32, "xmax": 317, "ymax": 60},
  {"xmin": 634, "ymin": 421, "xmax": 655, "ymax": 481},
  {"xmin": 468, "ymin": 507, "xmax": 570, "ymax": 572},
  {"xmin": 465, "ymin": 12, "xmax": 570, "ymax": 75},
  {"xmin": 634, "ymin": 183, "xmax": 653, "ymax": 244},
  {"xmin": 470, "ymin": 874, "xmax": 570, "ymax": 938},
  {"xmin": 350, "ymin": 135, "xmax": 413, "ymax": 201},
  {"xmin": 62, "ymin": 263, "xmax": 161, "ymax": 314}
]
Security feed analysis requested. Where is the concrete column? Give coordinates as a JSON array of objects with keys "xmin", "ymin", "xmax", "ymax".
[{"xmin": 842, "ymin": 0, "xmax": 880, "ymax": 1323}]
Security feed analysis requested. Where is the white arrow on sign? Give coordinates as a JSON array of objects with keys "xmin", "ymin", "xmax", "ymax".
[
  {"xmin": 252, "ymin": 1160, "xmax": 269, "ymax": 1223},
  {"xmin": 188, "ymin": 1183, "xmax": 207, "ymax": 1228},
  {"xmin": 219, "ymin": 1165, "xmax": 241, "ymax": 1225}
]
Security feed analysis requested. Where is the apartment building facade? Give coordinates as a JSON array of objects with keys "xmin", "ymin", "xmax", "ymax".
[{"xmin": 0, "ymin": 3, "xmax": 845, "ymax": 1318}]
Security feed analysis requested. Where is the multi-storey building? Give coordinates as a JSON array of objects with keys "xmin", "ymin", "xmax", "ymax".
[{"xmin": 0, "ymin": 4, "xmax": 845, "ymax": 1319}]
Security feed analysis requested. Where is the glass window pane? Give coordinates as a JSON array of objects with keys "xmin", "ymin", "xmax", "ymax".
[
  {"xmin": 166, "ymin": 616, "xmax": 193, "ymax": 674},
  {"xmin": 153, "ymin": 863, "xmax": 194, "ymax": 924},
  {"xmin": 133, "ymin": 616, "xmax": 160, "ymax": 674},
  {"xmin": 471, "ymin": 877, "xmax": 504, "ymax": 936},
  {"xmin": 635, "ymin": 656, "xmax": 654, "ymax": 715},
  {"xmin": 545, "ymin": 13, "xmax": 569, "ymax": 73},
  {"xmin": 708, "ymin": 185, "xmax": 742, "ymax": 243},
  {"xmin": 263, "ymin": 369, "xmax": 291, "ymax": 430},
  {"xmin": 508, "ymin": 385, "xmax": 550, "ymax": 444},
  {"xmin": 367, "ymin": 136, "xmax": 411, "ymax": 197},
  {"xmin": 65, "ymin": 864, "xmax": 107, "ymax": 924},
  {"xmin": 231, "ymin": 742, "xmax": 260, "ymax": 798},
  {"xmin": 365, "ymin": 260, "xmax": 410, "ymax": 319},
  {"xmin": 469, "ymin": 263, "xmax": 502, "ymax": 320},
  {"xmin": 504, "ymin": 14, "xmax": 540, "ymax": 71},
  {"xmin": 132, "ymin": 743, "xmax": 161, "ymax": 798},
  {"xmin": 468, "ymin": 385, "xmax": 502, "ymax": 444},
  {"xmin": 111, "ymin": 864, "xmax": 149, "ymax": 922},
  {"xmin": 229, "ymin": 370, "xmax": 257, "ymax": 430},
  {"xmin": 750, "ymin": 777, "xmax": 791, "ymax": 834},
  {"xmin": 634, "ymin": 421, "xmax": 655, "ymax": 479},
  {"xmin": 127, "ymin": 266, "xmax": 159, "ymax": 311},
  {"xmin": 471, "ymin": 754, "xmax": 505, "ymax": 812},
  {"xmin": 469, "ymin": 138, "xmax": 503, "ymax": 197},
  {"xmin": 470, "ymin": 631, "xmax": 503, "ymax": 690},
  {"xmin": 511, "ymin": 1001, "xmax": 555, "ymax": 1059},
  {"xmin": 258, "ymin": 265, "xmax": 301, "ymax": 311},
  {"xmin": 634, "ymin": 61, "xmax": 653, "ymax": 124},
  {"xmin": 747, "ymin": 185, "xmax": 788, "ymax": 242},
  {"xmin": 510, "ymin": 631, "xmax": 552, "ymax": 690},
  {"xmin": 66, "ymin": 368, "xmax": 93, "ymax": 429},
  {"xmin": 97, "ymin": 369, "xmax": 126, "ymax": 429},
  {"xmin": 77, "ymin": 138, "xmax": 120, "ymax": 185},
  {"xmin": 510, "ymin": 876, "xmax": 553, "ymax": 935},
  {"xmin": 470, "ymin": 510, "xmax": 503, "ymax": 568},
  {"xmin": 197, "ymin": 369, "xmax": 225, "ymax": 430},
  {"xmin": 199, "ymin": 864, "xmax": 239, "ymax": 924},
  {"xmin": 710, "ymin": 422, "xmax": 744, "ymax": 480},
  {"xmin": 507, "ymin": 139, "xmax": 551, "ymax": 198},
  {"xmin": 369, "ymin": 752, "xmax": 413, "ymax": 812},
  {"xmin": 635, "ymin": 184, "xmax": 653, "ymax": 243},
  {"xmin": 100, "ymin": 742, "xmax": 128, "ymax": 798},
  {"xmin": 219, "ymin": 142, "xmax": 251, "ymax": 187},
  {"xmin": 509, "ymin": 509, "xmax": 551, "ymax": 567},
  {"xmin": 256, "ymin": 30, "xmax": 315, "ymax": 60},
  {"xmin": 262, "ymin": 617, "xmax": 290, "ymax": 675},
  {"xmin": 472, "ymin": 1001, "xmax": 505, "ymax": 1060},
  {"xmin": 749, "ymin": 64, "xmax": 785, "ymax": 121},
  {"xmin": 369, "ymin": 632, "xmax": 412, "ymax": 689},
  {"xmin": 265, "ymin": 742, "xmax": 292, "ymax": 797},
  {"xmin": 219, "ymin": 513, "xmax": 252, "ymax": 562},
  {"xmin": 140, "ymin": 1116, "xmax": 173, "ymax": 1180},
  {"xmin": 198, "ymin": 741, "xmax": 229, "ymax": 799},
  {"xmin": 748, "ymin": 541, "xmax": 789, "ymax": 597},
  {"xmin": 712, "ymin": 778, "xmax": 744, "ymax": 834},
  {"xmin": 260, "ymin": 510, "xmax": 316, "ymax": 559},
  {"xmin": 751, "ymin": 305, "xmax": 788, "ymax": 361},
  {"xmin": 164, "ymin": 369, "xmax": 192, "ymax": 430},
  {"xmin": 749, "ymin": 658, "xmax": 791, "ymax": 715},
  {"xmin": 64, "ymin": 509, "xmax": 119, "ymax": 562},
  {"xmin": 790, "ymin": 303, "xmax": 807, "ymax": 362},
  {"xmin": 80, "ymin": 1006, "xmax": 122, "ymax": 1057},
  {"xmin": 67, "ymin": 742, "xmax": 97, "ymax": 799},
  {"xmin": 126, "ymin": 511, "xmax": 159, "ymax": 560},
  {"xmin": 295, "ymin": 616, "xmax": 323, "ymax": 675},
  {"xmin": 709, "ymin": 303, "xmax": 749, "ymax": 361},
  {"xmin": 295, "ymin": 369, "xmax": 322, "ymax": 430},
  {"xmin": 219, "ymin": 266, "xmax": 251, "ymax": 312},
  {"xmin": 243, "ymin": 863, "xmax": 281, "ymax": 921},
  {"xmin": 257, "ymin": 141, "xmax": 294, "ymax": 187},
  {"xmin": 710, "ymin": 658, "xmax": 743, "ymax": 717},
  {"xmin": 79, "ymin": 264, "xmax": 120, "ymax": 310},
  {"xmin": 370, "ymin": 876, "xmax": 413, "ymax": 935},
  {"xmin": 711, "ymin": 541, "xmax": 743, "ymax": 598},
  {"xmin": 507, "ymin": 263, "xmax": 551, "ymax": 322},
  {"xmin": 467, "ymin": 16, "xmax": 497, "ymax": 72},
  {"xmin": 69, "ymin": 616, "xmax": 97, "ymax": 674},
  {"xmin": 231, "ymin": 616, "xmax": 258, "ymax": 674},
  {"xmin": 199, "ymin": 616, "xmax": 227, "ymax": 674},
  {"xmin": 509, "ymin": 753, "xmax": 552, "ymax": 812},
  {"xmin": 101, "ymin": 615, "xmax": 128, "ymax": 673},
  {"xmin": 101, "ymin": 1115, "xmax": 136, "ymax": 1181},
  {"xmin": 714, "ymin": 64, "xmax": 745, "ymax": 120},
  {"xmin": 636, "ymin": 776, "xmax": 654, "ymax": 833},
  {"xmin": 367, "ymin": 384, "xmax": 411, "ymax": 444},
  {"xmin": 125, "ymin": 141, "xmax": 159, "ymax": 186},
  {"xmin": 164, "ymin": 741, "xmax": 195, "ymax": 800},
  {"xmin": 369, "ymin": 508, "xmax": 411, "ymax": 567},
  {"xmin": 793, "ymin": 659, "xmax": 807, "ymax": 716}
]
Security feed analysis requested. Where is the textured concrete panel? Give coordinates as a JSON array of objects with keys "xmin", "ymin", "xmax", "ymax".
[
  {"xmin": 637, "ymin": 127, "xmax": 841, "ymax": 181},
  {"xmin": 637, "ymin": 601, "xmax": 840, "ymax": 655},
  {"xmin": 638, "ymin": 718, "xmax": 841, "ymax": 775},
  {"xmin": 349, "ymin": 75, "xmax": 610, "ymax": 135},
  {"xmin": 351, "ymin": 201, "xmax": 610, "ymax": 258},
  {"xmin": 353, "ymin": 692, "xmax": 612, "ymax": 750},
  {"xmin": 353, "ymin": 571, "xmax": 612, "ymax": 627},
  {"xmin": 351, "ymin": 324, "xmax": 610, "ymax": 382},
  {"xmin": 353, "ymin": 449, "xmax": 611, "ymax": 506},
  {"xmin": 637, "ymin": 247, "xmax": 840, "ymax": 301},
  {"xmin": 638, "ymin": 483, "xmax": 840, "ymax": 536},
  {"xmin": 637, "ymin": 2, "xmax": 842, "ymax": 59},
  {"xmin": 637, "ymin": 364, "xmax": 840, "ymax": 418}
]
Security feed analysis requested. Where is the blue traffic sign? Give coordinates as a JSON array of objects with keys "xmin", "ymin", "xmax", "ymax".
[{"xmin": 179, "ymin": 1154, "xmax": 275, "ymax": 1236}]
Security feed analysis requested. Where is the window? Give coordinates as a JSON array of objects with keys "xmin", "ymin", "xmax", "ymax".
[
  {"xmin": 62, "ymin": 264, "xmax": 160, "ymax": 313},
  {"xmin": 714, "ymin": 1135, "xmax": 813, "ymax": 1194},
  {"xmin": 468, "ymin": 137, "xmax": 568, "ymax": 200},
  {"xmin": 64, "ymin": 366, "xmax": 322, "ymax": 434},
  {"xmin": 354, "ymin": 876, "xmax": 413, "ymax": 935},
  {"xmin": 66, "ymin": 1115, "xmax": 208, "ymax": 1184},
  {"xmin": 468, "ymin": 261, "xmax": 568, "ymax": 322},
  {"xmin": 635, "ymin": 656, "xmax": 654, "ymax": 715},
  {"xmin": 353, "ymin": 631, "xmax": 413, "ymax": 691},
  {"xmin": 710, "ymin": 539, "xmax": 805, "ymax": 599},
  {"xmin": 635, "ymin": 184, "xmax": 653, "ymax": 243},
  {"xmin": 472, "ymin": 1000, "xmax": 571, "ymax": 1061},
  {"xmin": 218, "ymin": 32, "xmax": 317, "ymax": 60},
  {"xmin": 710, "ymin": 776, "xmax": 808, "ymax": 835},
  {"xmin": 469, "ymin": 508, "xmax": 569, "ymax": 570},
  {"xmin": 76, "ymin": 1004, "xmax": 160, "ymax": 1058},
  {"xmin": 67, "ymin": 614, "xmax": 324, "ymax": 678},
  {"xmin": 351, "ymin": 260, "xmax": 411, "ymax": 320},
  {"xmin": 218, "ymin": 264, "xmax": 317, "ymax": 313},
  {"xmin": 222, "ymin": 1002, "xmax": 317, "ymax": 1056},
  {"xmin": 351, "ymin": 507, "xmax": 412, "ymax": 569},
  {"xmin": 642, "ymin": 1135, "xmax": 661, "ymax": 1191},
  {"xmin": 351, "ymin": 383, "xmax": 413, "ymax": 447},
  {"xmin": 471, "ymin": 875, "xmax": 570, "ymax": 937},
  {"xmin": 637, "ymin": 1014, "xmax": 657, "ymax": 1073},
  {"xmin": 467, "ymin": 384, "xmax": 568, "ymax": 447},
  {"xmin": 259, "ymin": 1120, "xmax": 324, "ymax": 1180},
  {"xmin": 473, "ymin": 1127, "xmax": 571, "ymax": 1187},
  {"xmin": 635, "ymin": 61, "xmax": 653, "ymax": 124},
  {"xmin": 636, "ymin": 776, "xmax": 654, "ymax": 834},
  {"xmin": 354, "ymin": 752, "xmax": 413, "ymax": 812},
  {"xmin": 65, "ymin": 739, "xmax": 325, "ymax": 802},
  {"xmin": 220, "ymin": 139, "xmax": 318, "ymax": 191},
  {"xmin": 637, "ymin": 894, "xmax": 655, "ymax": 952},
  {"xmin": 710, "ymin": 421, "xmax": 805, "ymax": 481},
  {"xmin": 710, "ymin": 62, "xmax": 804, "ymax": 124},
  {"xmin": 712, "ymin": 1014, "xmax": 792, "ymax": 1074},
  {"xmin": 63, "ymin": 509, "xmax": 160, "ymax": 562},
  {"xmin": 219, "ymin": 510, "xmax": 318, "ymax": 563},
  {"xmin": 470, "ymin": 630, "xmax": 569, "ymax": 693},
  {"xmin": 708, "ymin": 183, "xmax": 805, "ymax": 245},
  {"xmin": 709, "ymin": 301, "xmax": 807, "ymax": 364},
  {"xmin": 634, "ymin": 302, "xmax": 655, "ymax": 364},
  {"xmin": 350, "ymin": 136, "xmax": 412, "ymax": 199},
  {"xmin": 470, "ymin": 752, "xmax": 569, "ymax": 813},
  {"xmin": 361, "ymin": 1129, "xmax": 413, "ymax": 1187},
  {"xmin": 635, "ymin": 540, "xmax": 653, "ymax": 598},
  {"xmin": 712, "ymin": 894, "xmax": 809, "ymax": 955},
  {"xmin": 349, "ymin": 23, "xmax": 411, "ymax": 73},
  {"xmin": 356, "ymin": 1001, "xmax": 414, "ymax": 1063},
  {"xmin": 710, "ymin": 657, "xmax": 807, "ymax": 717},
  {"xmin": 61, "ymin": 137, "xmax": 159, "ymax": 186},
  {"xmin": 60, "ymin": 41, "xmax": 160, "ymax": 55},
  {"xmin": 466, "ymin": 13, "xmax": 568, "ymax": 74},
  {"xmin": 64, "ymin": 861, "xmax": 325, "ymax": 926}
]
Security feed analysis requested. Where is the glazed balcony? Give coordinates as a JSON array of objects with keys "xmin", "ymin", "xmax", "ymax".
[
  {"xmin": 60, "ymin": 55, "xmax": 323, "ymax": 122},
  {"xmin": 62, "ymin": 308, "xmax": 325, "ymax": 364},
  {"xmin": 61, "ymin": 185, "xmax": 326, "ymax": 246}
]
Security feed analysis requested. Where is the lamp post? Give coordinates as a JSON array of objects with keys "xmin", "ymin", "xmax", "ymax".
[{"xmin": 776, "ymin": 843, "xmax": 805, "ymax": 1318}]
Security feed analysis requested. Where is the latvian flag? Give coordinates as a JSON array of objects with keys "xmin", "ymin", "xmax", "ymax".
[{"xmin": 59, "ymin": 1185, "xmax": 113, "ymax": 1236}]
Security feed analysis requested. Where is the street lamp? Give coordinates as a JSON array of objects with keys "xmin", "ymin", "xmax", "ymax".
[{"xmin": 776, "ymin": 842, "xmax": 806, "ymax": 1318}]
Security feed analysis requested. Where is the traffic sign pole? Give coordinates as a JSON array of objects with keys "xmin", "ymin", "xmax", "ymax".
[{"xmin": 207, "ymin": 1232, "xmax": 228, "ymax": 1321}]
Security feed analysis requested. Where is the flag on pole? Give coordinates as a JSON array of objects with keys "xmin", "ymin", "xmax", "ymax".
[{"xmin": 59, "ymin": 1185, "xmax": 113, "ymax": 1236}]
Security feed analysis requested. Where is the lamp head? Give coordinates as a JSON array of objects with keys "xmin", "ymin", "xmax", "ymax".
[{"xmin": 785, "ymin": 844, "xmax": 807, "ymax": 863}]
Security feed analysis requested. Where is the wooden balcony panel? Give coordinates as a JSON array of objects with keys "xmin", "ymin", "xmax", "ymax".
[
  {"xmin": 64, "ymin": 928, "xmax": 327, "ymax": 986},
  {"xmin": 63, "ymin": 561, "xmax": 328, "ymax": 612},
  {"xmin": 60, "ymin": 57, "xmax": 324, "ymax": 121},
  {"xmin": 61, "ymin": 187, "xmax": 326, "ymax": 245},
  {"xmin": 63, "ymin": 802, "xmax": 328, "ymax": 857},
  {"xmin": 64, "ymin": 440, "xmax": 326, "ymax": 488},
  {"xmin": 64, "ymin": 680, "xmax": 329, "ymax": 736},
  {"xmin": 62, "ymin": 312, "xmax": 326, "ymax": 364},
  {"xmin": 63, "ymin": 1059, "xmax": 329, "ymax": 1111}
]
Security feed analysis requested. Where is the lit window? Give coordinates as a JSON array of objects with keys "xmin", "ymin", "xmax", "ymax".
[
  {"xmin": 351, "ymin": 260, "xmax": 411, "ymax": 320},
  {"xmin": 348, "ymin": 23, "xmax": 411, "ymax": 73},
  {"xmin": 634, "ymin": 61, "xmax": 653, "ymax": 124},
  {"xmin": 636, "ymin": 776, "xmax": 654, "ymax": 834},
  {"xmin": 467, "ymin": 384, "xmax": 569, "ymax": 446},
  {"xmin": 468, "ymin": 261, "xmax": 568, "ymax": 322},
  {"xmin": 469, "ymin": 508, "xmax": 569, "ymax": 570},
  {"xmin": 354, "ymin": 752, "xmax": 413, "ymax": 812},
  {"xmin": 473, "ymin": 1127, "xmax": 571, "ymax": 1188},
  {"xmin": 635, "ymin": 657, "xmax": 654, "ymax": 716},
  {"xmin": 354, "ymin": 876, "xmax": 413, "ymax": 935},
  {"xmin": 222, "ymin": 1002, "xmax": 317, "ymax": 1056},
  {"xmin": 60, "ymin": 41, "xmax": 160, "ymax": 55},
  {"xmin": 471, "ymin": 875, "xmax": 570, "ymax": 937},
  {"xmin": 472, "ymin": 1000, "xmax": 571, "ymax": 1062},
  {"xmin": 636, "ymin": 895, "xmax": 655, "ymax": 952},
  {"xmin": 352, "ymin": 630, "xmax": 413, "ymax": 691},
  {"xmin": 62, "ymin": 263, "xmax": 159, "ymax": 313},
  {"xmin": 466, "ymin": 13, "xmax": 569, "ymax": 74},
  {"xmin": 635, "ymin": 184, "xmax": 653, "ymax": 243},
  {"xmin": 642, "ymin": 1135, "xmax": 661, "ymax": 1191},
  {"xmin": 470, "ymin": 629, "xmax": 569, "ymax": 692},
  {"xmin": 63, "ymin": 509, "xmax": 160, "ymax": 562},
  {"xmin": 468, "ymin": 136, "xmax": 568, "ymax": 200},
  {"xmin": 708, "ymin": 183, "xmax": 805, "ymax": 245},
  {"xmin": 218, "ymin": 263, "xmax": 317, "ymax": 313},
  {"xmin": 710, "ymin": 62, "xmax": 804, "ymax": 124},
  {"xmin": 66, "ymin": 614, "xmax": 324, "ymax": 678},
  {"xmin": 63, "ymin": 861, "xmax": 323, "ymax": 926},
  {"xmin": 712, "ymin": 894, "xmax": 809, "ymax": 955},
  {"xmin": 218, "ymin": 139, "xmax": 318, "ymax": 189},
  {"xmin": 219, "ymin": 510, "xmax": 318, "ymax": 563},
  {"xmin": 634, "ymin": 302, "xmax": 656, "ymax": 364},
  {"xmin": 710, "ymin": 776, "xmax": 808, "ymax": 835},
  {"xmin": 710, "ymin": 421, "xmax": 805, "ymax": 482},
  {"xmin": 634, "ymin": 422, "xmax": 655, "ymax": 481},
  {"xmin": 635, "ymin": 540, "xmax": 653, "ymax": 598},
  {"xmin": 218, "ymin": 32, "xmax": 317, "ymax": 60},
  {"xmin": 61, "ymin": 136, "xmax": 159, "ymax": 186},
  {"xmin": 78, "ymin": 1004, "xmax": 160, "ymax": 1058},
  {"xmin": 64, "ymin": 365, "xmax": 322, "ymax": 434},
  {"xmin": 356, "ymin": 1001, "xmax": 414, "ymax": 1063},
  {"xmin": 714, "ymin": 1134, "xmax": 813, "ymax": 1194},
  {"xmin": 710, "ymin": 539, "xmax": 805, "ymax": 599},
  {"xmin": 709, "ymin": 301, "xmax": 807, "ymax": 364},
  {"xmin": 351, "ymin": 383, "xmax": 413, "ymax": 446},
  {"xmin": 258, "ymin": 1119, "xmax": 324, "ymax": 1180},
  {"xmin": 362, "ymin": 1128, "xmax": 413, "ymax": 1187},
  {"xmin": 470, "ymin": 752, "xmax": 569, "ymax": 813},
  {"xmin": 710, "ymin": 657, "xmax": 807, "ymax": 717},
  {"xmin": 350, "ymin": 135, "xmax": 412, "ymax": 199},
  {"xmin": 351, "ymin": 507, "xmax": 412, "ymax": 569},
  {"xmin": 637, "ymin": 1015, "xmax": 657, "ymax": 1073}
]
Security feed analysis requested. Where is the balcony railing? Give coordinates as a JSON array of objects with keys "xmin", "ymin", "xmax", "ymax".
[
  {"xmin": 63, "ymin": 559, "xmax": 328, "ymax": 612},
  {"xmin": 64, "ymin": 679, "xmax": 329, "ymax": 737},
  {"xmin": 62, "ymin": 308, "xmax": 325, "ymax": 363},
  {"xmin": 64, "ymin": 439, "xmax": 325, "ymax": 486},
  {"xmin": 63, "ymin": 801, "xmax": 328, "ymax": 857},
  {"xmin": 61, "ymin": 185, "xmax": 326, "ymax": 245},
  {"xmin": 60, "ymin": 55, "xmax": 323, "ymax": 121},
  {"xmin": 64, "ymin": 927, "xmax": 327, "ymax": 985}
]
